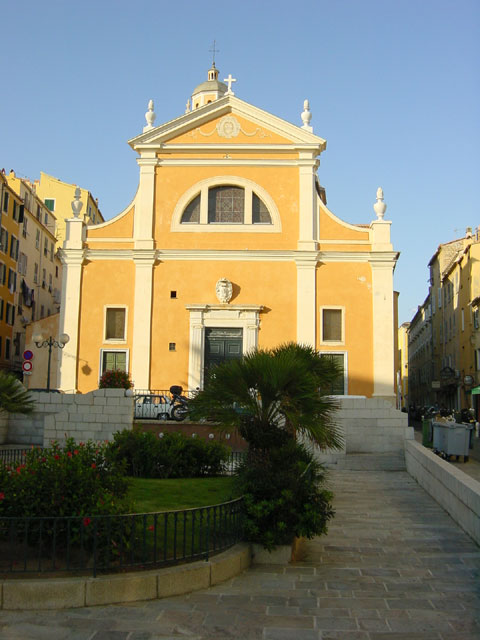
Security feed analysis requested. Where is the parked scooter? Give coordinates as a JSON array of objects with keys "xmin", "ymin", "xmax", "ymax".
[{"xmin": 169, "ymin": 385, "xmax": 189, "ymax": 422}]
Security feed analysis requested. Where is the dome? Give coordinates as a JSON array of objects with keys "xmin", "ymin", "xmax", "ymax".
[{"xmin": 192, "ymin": 79, "xmax": 227, "ymax": 95}]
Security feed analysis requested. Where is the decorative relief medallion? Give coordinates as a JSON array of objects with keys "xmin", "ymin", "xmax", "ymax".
[
  {"xmin": 216, "ymin": 116, "xmax": 241, "ymax": 139},
  {"xmin": 215, "ymin": 278, "xmax": 233, "ymax": 304}
]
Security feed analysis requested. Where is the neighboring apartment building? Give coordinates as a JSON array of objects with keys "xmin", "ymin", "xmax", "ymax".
[
  {"xmin": 0, "ymin": 171, "xmax": 22, "ymax": 372},
  {"xmin": 409, "ymin": 228, "xmax": 480, "ymax": 415},
  {"xmin": 408, "ymin": 297, "xmax": 433, "ymax": 409},
  {"xmin": 55, "ymin": 64, "xmax": 400, "ymax": 400},
  {"xmin": 6, "ymin": 171, "xmax": 62, "ymax": 378},
  {"xmin": 397, "ymin": 321, "xmax": 410, "ymax": 409},
  {"xmin": 34, "ymin": 172, "xmax": 104, "ymax": 244}
]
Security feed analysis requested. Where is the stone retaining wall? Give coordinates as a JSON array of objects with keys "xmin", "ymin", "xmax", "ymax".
[
  {"xmin": 6, "ymin": 390, "xmax": 134, "ymax": 446},
  {"xmin": 405, "ymin": 439, "xmax": 480, "ymax": 545},
  {"xmin": 315, "ymin": 396, "xmax": 413, "ymax": 467},
  {"xmin": 0, "ymin": 543, "xmax": 251, "ymax": 610}
]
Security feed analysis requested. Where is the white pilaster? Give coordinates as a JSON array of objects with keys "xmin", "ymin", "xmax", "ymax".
[
  {"xmin": 371, "ymin": 257, "xmax": 397, "ymax": 401},
  {"xmin": 131, "ymin": 251, "xmax": 156, "ymax": 390},
  {"xmin": 134, "ymin": 152, "xmax": 157, "ymax": 250},
  {"xmin": 58, "ymin": 217, "xmax": 86, "ymax": 392},
  {"xmin": 297, "ymin": 153, "xmax": 319, "ymax": 251},
  {"xmin": 295, "ymin": 254, "xmax": 317, "ymax": 346}
]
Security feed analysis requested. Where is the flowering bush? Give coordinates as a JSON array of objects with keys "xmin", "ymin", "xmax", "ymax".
[
  {"xmin": 0, "ymin": 438, "xmax": 131, "ymax": 519},
  {"xmin": 99, "ymin": 369, "xmax": 133, "ymax": 389}
]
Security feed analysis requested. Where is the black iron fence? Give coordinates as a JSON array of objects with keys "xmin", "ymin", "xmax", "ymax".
[
  {"xmin": 0, "ymin": 448, "xmax": 43, "ymax": 466},
  {"xmin": 0, "ymin": 497, "xmax": 244, "ymax": 577}
]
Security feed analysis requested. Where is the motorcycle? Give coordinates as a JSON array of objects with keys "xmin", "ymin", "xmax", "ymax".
[{"xmin": 168, "ymin": 385, "xmax": 189, "ymax": 422}]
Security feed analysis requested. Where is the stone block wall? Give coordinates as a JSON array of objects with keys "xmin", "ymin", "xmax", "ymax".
[
  {"xmin": 7, "ymin": 390, "xmax": 134, "ymax": 446},
  {"xmin": 315, "ymin": 396, "xmax": 413, "ymax": 466},
  {"xmin": 406, "ymin": 439, "xmax": 480, "ymax": 545}
]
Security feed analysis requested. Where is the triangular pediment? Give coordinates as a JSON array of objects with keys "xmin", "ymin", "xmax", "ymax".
[{"xmin": 128, "ymin": 96, "xmax": 326, "ymax": 151}]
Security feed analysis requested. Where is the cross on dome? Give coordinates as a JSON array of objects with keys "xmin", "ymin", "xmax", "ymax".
[{"xmin": 224, "ymin": 74, "xmax": 237, "ymax": 95}]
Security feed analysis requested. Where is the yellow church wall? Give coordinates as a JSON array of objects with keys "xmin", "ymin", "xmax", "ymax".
[
  {"xmin": 319, "ymin": 206, "xmax": 370, "ymax": 241},
  {"xmin": 167, "ymin": 113, "xmax": 294, "ymax": 146},
  {"xmin": 149, "ymin": 260, "xmax": 297, "ymax": 390},
  {"xmin": 316, "ymin": 262, "xmax": 373, "ymax": 396},
  {"xmin": 86, "ymin": 207, "xmax": 135, "ymax": 239},
  {"xmin": 76, "ymin": 260, "xmax": 135, "ymax": 392},
  {"xmin": 154, "ymin": 165, "xmax": 298, "ymax": 250}
]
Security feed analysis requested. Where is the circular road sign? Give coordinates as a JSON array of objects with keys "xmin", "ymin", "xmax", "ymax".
[
  {"xmin": 23, "ymin": 350, "xmax": 34, "ymax": 360},
  {"xmin": 22, "ymin": 361, "xmax": 33, "ymax": 373}
]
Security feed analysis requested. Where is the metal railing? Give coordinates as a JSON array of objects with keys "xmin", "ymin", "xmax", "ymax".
[
  {"xmin": 0, "ymin": 497, "xmax": 244, "ymax": 577},
  {"xmin": 134, "ymin": 389, "xmax": 195, "ymax": 420},
  {"xmin": 0, "ymin": 448, "xmax": 43, "ymax": 466}
]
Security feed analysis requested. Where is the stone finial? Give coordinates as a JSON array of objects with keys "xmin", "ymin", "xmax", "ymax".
[
  {"xmin": 185, "ymin": 99, "xmax": 191, "ymax": 114},
  {"xmin": 373, "ymin": 187, "xmax": 387, "ymax": 219},
  {"xmin": 223, "ymin": 74, "xmax": 237, "ymax": 95},
  {"xmin": 301, "ymin": 99, "xmax": 313, "ymax": 132},
  {"xmin": 143, "ymin": 99, "xmax": 156, "ymax": 131},
  {"xmin": 71, "ymin": 187, "xmax": 83, "ymax": 218}
]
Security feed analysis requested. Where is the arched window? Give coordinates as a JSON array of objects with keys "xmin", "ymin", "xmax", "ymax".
[
  {"xmin": 180, "ymin": 186, "xmax": 272, "ymax": 225},
  {"xmin": 181, "ymin": 195, "xmax": 200, "ymax": 223}
]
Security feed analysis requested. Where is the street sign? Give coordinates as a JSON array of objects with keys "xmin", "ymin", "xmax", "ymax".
[
  {"xmin": 23, "ymin": 350, "xmax": 34, "ymax": 360},
  {"xmin": 22, "ymin": 361, "xmax": 33, "ymax": 373}
]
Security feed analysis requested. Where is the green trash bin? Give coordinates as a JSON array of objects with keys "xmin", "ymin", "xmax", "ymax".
[{"xmin": 422, "ymin": 418, "xmax": 433, "ymax": 447}]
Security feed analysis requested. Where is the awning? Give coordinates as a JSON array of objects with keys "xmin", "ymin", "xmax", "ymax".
[{"xmin": 471, "ymin": 386, "xmax": 480, "ymax": 395}]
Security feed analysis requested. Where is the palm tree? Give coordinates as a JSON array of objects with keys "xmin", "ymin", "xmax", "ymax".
[
  {"xmin": 0, "ymin": 371, "xmax": 35, "ymax": 414},
  {"xmin": 189, "ymin": 342, "xmax": 343, "ymax": 451}
]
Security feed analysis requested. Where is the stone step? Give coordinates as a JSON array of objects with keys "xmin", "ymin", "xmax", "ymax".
[{"xmin": 322, "ymin": 452, "xmax": 406, "ymax": 471}]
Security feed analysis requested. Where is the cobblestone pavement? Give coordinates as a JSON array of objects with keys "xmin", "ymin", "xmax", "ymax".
[{"xmin": 1, "ymin": 470, "xmax": 479, "ymax": 639}]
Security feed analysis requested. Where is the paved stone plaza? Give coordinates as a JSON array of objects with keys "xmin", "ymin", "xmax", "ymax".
[{"xmin": 0, "ymin": 469, "xmax": 479, "ymax": 639}]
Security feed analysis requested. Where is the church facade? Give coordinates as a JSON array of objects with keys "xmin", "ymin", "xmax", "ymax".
[{"xmin": 57, "ymin": 65, "xmax": 399, "ymax": 402}]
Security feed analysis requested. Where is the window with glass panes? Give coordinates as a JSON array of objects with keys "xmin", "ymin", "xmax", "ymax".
[
  {"xmin": 319, "ymin": 353, "xmax": 345, "ymax": 395},
  {"xmin": 102, "ymin": 350, "xmax": 127, "ymax": 374},
  {"xmin": 105, "ymin": 308, "xmax": 126, "ymax": 340},
  {"xmin": 208, "ymin": 186, "xmax": 244, "ymax": 223},
  {"xmin": 322, "ymin": 309, "xmax": 343, "ymax": 342}
]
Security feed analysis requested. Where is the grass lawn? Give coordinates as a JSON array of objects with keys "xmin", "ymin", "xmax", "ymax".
[{"xmin": 128, "ymin": 476, "xmax": 239, "ymax": 513}]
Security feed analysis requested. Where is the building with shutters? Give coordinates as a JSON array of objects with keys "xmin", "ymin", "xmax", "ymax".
[{"xmin": 56, "ymin": 64, "xmax": 400, "ymax": 401}]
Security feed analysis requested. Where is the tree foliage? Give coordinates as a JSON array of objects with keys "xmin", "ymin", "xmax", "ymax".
[{"xmin": 0, "ymin": 371, "xmax": 35, "ymax": 414}]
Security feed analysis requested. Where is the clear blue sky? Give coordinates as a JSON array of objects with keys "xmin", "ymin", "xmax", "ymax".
[{"xmin": 1, "ymin": 0, "xmax": 478, "ymax": 325}]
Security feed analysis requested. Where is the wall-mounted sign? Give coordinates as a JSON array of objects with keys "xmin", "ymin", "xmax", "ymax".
[{"xmin": 464, "ymin": 375, "xmax": 474, "ymax": 386}]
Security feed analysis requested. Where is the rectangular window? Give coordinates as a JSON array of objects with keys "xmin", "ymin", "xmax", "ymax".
[
  {"xmin": 40, "ymin": 305, "xmax": 45, "ymax": 318},
  {"xmin": 101, "ymin": 350, "xmax": 128, "ymax": 376},
  {"xmin": 105, "ymin": 307, "xmax": 126, "ymax": 340},
  {"xmin": 319, "ymin": 352, "xmax": 346, "ymax": 395},
  {"xmin": 9, "ymin": 236, "xmax": 18, "ymax": 260},
  {"xmin": 321, "ymin": 308, "xmax": 343, "ymax": 342},
  {"xmin": 461, "ymin": 309, "xmax": 465, "ymax": 332},
  {"xmin": 36, "ymin": 204, "xmax": 41, "ymax": 221},
  {"xmin": 34, "ymin": 263, "xmax": 39, "ymax": 284},
  {"xmin": 18, "ymin": 252, "xmax": 27, "ymax": 275},
  {"xmin": 5, "ymin": 303, "xmax": 14, "ymax": 326},
  {"xmin": 2, "ymin": 192, "xmax": 9, "ymax": 213},
  {"xmin": 42, "ymin": 268, "xmax": 46, "ymax": 287},
  {"xmin": 0, "ymin": 228, "xmax": 8, "ymax": 253},
  {"xmin": 44, "ymin": 199, "xmax": 55, "ymax": 212},
  {"xmin": 0, "ymin": 263, "xmax": 5, "ymax": 285},
  {"xmin": 474, "ymin": 308, "xmax": 480, "ymax": 329},
  {"xmin": 0, "ymin": 298, "xmax": 3, "ymax": 321},
  {"xmin": 44, "ymin": 212, "xmax": 48, "ymax": 226},
  {"xmin": 22, "ymin": 217, "xmax": 28, "ymax": 238},
  {"xmin": 12, "ymin": 201, "xmax": 17, "ymax": 221},
  {"xmin": 50, "ymin": 242, "xmax": 54, "ymax": 261},
  {"xmin": 35, "ymin": 229, "xmax": 40, "ymax": 249},
  {"xmin": 44, "ymin": 237, "xmax": 48, "ymax": 257},
  {"xmin": 5, "ymin": 338, "xmax": 10, "ymax": 360},
  {"xmin": 8, "ymin": 269, "xmax": 16, "ymax": 292}
]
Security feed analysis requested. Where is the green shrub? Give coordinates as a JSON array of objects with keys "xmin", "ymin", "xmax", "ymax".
[
  {"xmin": 108, "ymin": 429, "xmax": 230, "ymax": 478},
  {"xmin": 99, "ymin": 369, "xmax": 133, "ymax": 389},
  {"xmin": 235, "ymin": 440, "xmax": 334, "ymax": 550}
]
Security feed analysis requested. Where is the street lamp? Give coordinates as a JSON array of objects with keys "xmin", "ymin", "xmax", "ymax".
[{"xmin": 32, "ymin": 332, "xmax": 70, "ymax": 392}]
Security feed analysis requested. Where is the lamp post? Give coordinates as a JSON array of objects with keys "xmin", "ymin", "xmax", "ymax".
[{"xmin": 32, "ymin": 333, "xmax": 70, "ymax": 392}]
